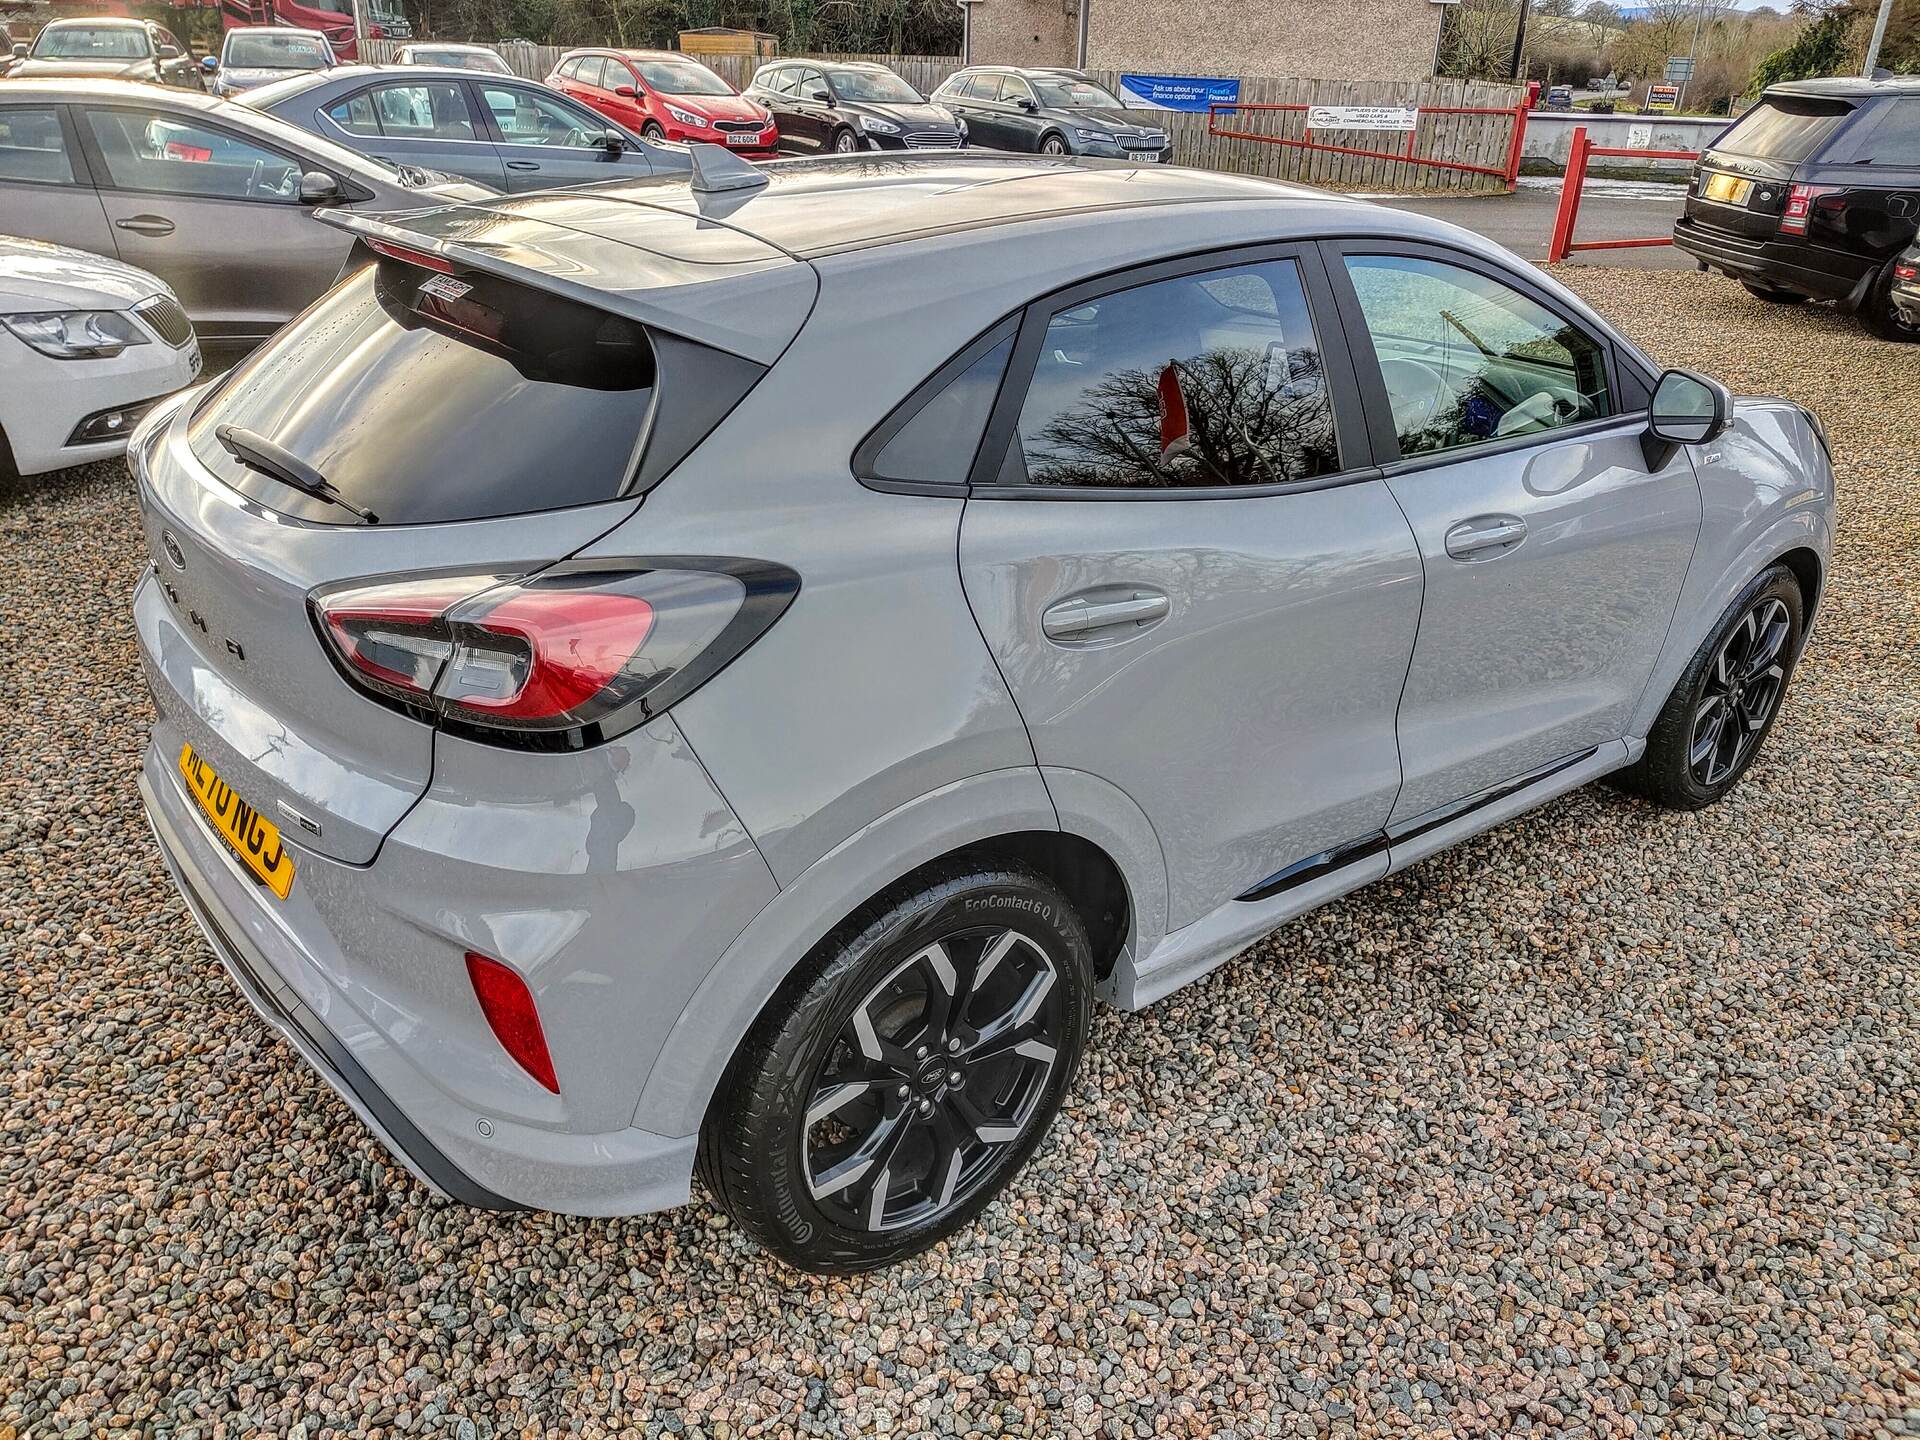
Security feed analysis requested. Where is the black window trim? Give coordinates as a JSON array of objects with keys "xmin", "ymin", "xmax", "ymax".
[
  {"xmin": 966, "ymin": 240, "xmax": 1383, "ymax": 502},
  {"xmin": 852, "ymin": 316, "xmax": 1019, "ymax": 496},
  {"xmin": 0, "ymin": 101, "xmax": 95, "ymax": 190},
  {"xmin": 1318, "ymin": 235, "xmax": 1655, "ymax": 477}
]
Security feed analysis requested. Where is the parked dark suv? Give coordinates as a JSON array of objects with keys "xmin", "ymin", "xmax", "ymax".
[
  {"xmin": 930, "ymin": 66, "xmax": 1168, "ymax": 161},
  {"xmin": 746, "ymin": 59, "xmax": 964, "ymax": 155},
  {"xmin": 1674, "ymin": 77, "xmax": 1920, "ymax": 341}
]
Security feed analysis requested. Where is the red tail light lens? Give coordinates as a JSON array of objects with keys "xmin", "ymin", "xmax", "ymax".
[
  {"xmin": 1896, "ymin": 263, "xmax": 1918, "ymax": 282},
  {"xmin": 311, "ymin": 560, "xmax": 798, "ymax": 748},
  {"xmin": 465, "ymin": 952, "xmax": 559, "ymax": 1093},
  {"xmin": 1780, "ymin": 183, "xmax": 1839, "ymax": 237}
]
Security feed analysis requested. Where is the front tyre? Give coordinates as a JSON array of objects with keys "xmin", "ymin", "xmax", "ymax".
[
  {"xmin": 699, "ymin": 862, "xmax": 1093, "ymax": 1273},
  {"xmin": 832, "ymin": 126, "xmax": 860, "ymax": 154},
  {"xmin": 1612, "ymin": 564, "xmax": 1804, "ymax": 810},
  {"xmin": 1039, "ymin": 132, "xmax": 1068, "ymax": 156},
  {"xmin": 642, "ymin": 121, "xmax": 666, "ymax": 143}
]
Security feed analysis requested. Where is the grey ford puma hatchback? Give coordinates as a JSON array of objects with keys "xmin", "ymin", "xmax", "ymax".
[{"xmin": 134, "ymin": 150, "xmax": 1834, "ymax": 1272}]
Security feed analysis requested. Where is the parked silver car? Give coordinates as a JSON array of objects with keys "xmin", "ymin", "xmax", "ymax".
[
  {"xmin": 240, "ymin": 64, "xmax": 685, "ymax": 193},
  {"xmin": 203, "ymin": 27, "xmax": 337, "ymax": 99},
  {"xmin": 132, "ymin": 152, "xmax": 1834, "ymax": 1273},
  {"xmin": 0, "ymin": 80, "xmax": 488, "ymax": 358}
]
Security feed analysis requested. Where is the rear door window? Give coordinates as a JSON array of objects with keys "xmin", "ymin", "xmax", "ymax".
[
  {"xmin": 187, "ymin": 259, "xmax": 657, "ymax": 525},
  {"xmin": 0, "ymin": 106, "xmax": 76, "ymax": 185},
  {"xmin": 1830, "ymin": 98, "xmax": 1920, "ymax": 164},
  {"xmin": 1715, "ymin": 96, "xmax": 1854, "ymax": 163},
  {"xmin": 84, "ymin": 108, "xmax": 302, "ymax": 202},
  {"xmin": 577, "ymin": 55, "xmax": 606, "ymax": 88}
]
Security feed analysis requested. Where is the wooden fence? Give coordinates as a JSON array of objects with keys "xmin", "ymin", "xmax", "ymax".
[{"xmin": 358, "ymin": 39, "xmax": 1522, "ymax": 193}]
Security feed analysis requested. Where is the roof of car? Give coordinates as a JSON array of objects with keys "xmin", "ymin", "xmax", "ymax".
[
  {"xmin": 234, "ymin": 63, "xmax": 527, "ymax": 105},
  {"xmin": 1767, "ymin": 75, "xmax": 1920, "ymax": 100},
  {"xmin": 0, "ymin": 77, "xmax": 224, "ymax": 105},
  {"xmin": 226, "ymin": 24, "xmax": 327, "ymax": 35},
  {"xmin": 405, "ymin": 41, "xmax": 494, "ymax": 49},
  {"xmin": 39, "ymin": 15, "xmax": 147, "ymax": 26}
]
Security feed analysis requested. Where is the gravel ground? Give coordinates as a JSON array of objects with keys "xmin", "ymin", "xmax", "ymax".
[{"xmin": 2, "ymin": 268, "xmax": 1916, "ymax": 1439}]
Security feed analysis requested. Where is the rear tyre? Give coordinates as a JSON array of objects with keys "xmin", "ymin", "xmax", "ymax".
[
  {"xmin": 1740, "ymin": 280, "xmax": 1806, "ymax": 305},
  {"xmin": 1039, "ymin": 133, "xmax": 1068, "ymax": 156},
  {"xmin": 832, "ymin": 126, "xmax": 860, "ymax": 154},
  {"xmin": 0, "ymin": 424, "xmax": 17, "ymax": 482},
  {"xmin": 1611, "ymin": 564, "xmax": 1804, "ymax": 811},
  {"xmin": 698, "ymin": 862, "xmax": 1093, "ymax": 1273},
  {"xmin": 642, "ymin": 122, "xmax": 666, "ymax": 143},
  {"xmin": 1862, "ymin": 259, "xmax": 1920, "ymax": 343}
]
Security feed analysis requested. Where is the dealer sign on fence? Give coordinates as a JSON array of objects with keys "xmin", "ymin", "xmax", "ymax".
[{"xmin": 1306, "ymin": 105, "xmax": 1420, "ymax": 132}]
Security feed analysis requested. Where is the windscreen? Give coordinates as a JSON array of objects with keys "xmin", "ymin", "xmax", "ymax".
[
  {"xmin": 1714, "ymin": 97, "xmax": 1853, "ymax": 163},
  {"xmin": 34, "ymin": 25, "xmax": 149, "ymax": 58},
  {"xmin": 416, "ymin": 46, "xmax": 509, "ymax": 71},
  {"xmin": 188, "ymin": 259, "xmax": 656, "ymax": 525},
  {"xmin": 1033, "ymin": 76, "xmax": 1123, "ymax": 109},
  {"xmin": 633, "ymin": 58, "xmax": 733, "ymax": 95},
  {"xmin": 225, "ymin": 32, "xmax": 332, "ymax": 67},
  {"xmin": 832, "ymin": 69, "xmax": 921, "ymax": 104}
]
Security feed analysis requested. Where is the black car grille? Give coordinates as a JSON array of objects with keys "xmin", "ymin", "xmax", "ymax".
[
  {"xmin": 133, "ymin": 294, "xmax": 193, "ymax": 348},
  {"xmin": 714, "ymin": 120, "xmax": 764, "ymax": 134},
  {"xmin": 904, "ymin": 130, "xmax": 962, "ymax": 148}
]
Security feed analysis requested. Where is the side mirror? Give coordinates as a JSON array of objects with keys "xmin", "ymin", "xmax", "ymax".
[
  {"xmin": 158, "ymin": 44, "xmax": 181, "ymax": 59},
  {"xmin": 1643, "ymin": 367, "xmax": 1730, "ymax": 467},
  {"xmin": 808, "ymin": 87, "xmax": 830, "ymax": 102},
  {"xmin": 1016, "ymin": 96, "xmax": 1038, "ymax": 112},
  {"xmin": 201, "ymin": 54, "xmax": 218, "ymax": 71},
  {"xmin": 10, "ymin": 43, "xmax": 26, "ymax": 59},
  {"xmin": 613, "ymin": 84, "xmax": 636, "ymax": 97},
  {"xmin": 297, "ymin": 169, "xmax": 341, "ymax": 205},
  {"xmin": 600, "ymin": 128, "xmax": 625, "ymax": 152}
]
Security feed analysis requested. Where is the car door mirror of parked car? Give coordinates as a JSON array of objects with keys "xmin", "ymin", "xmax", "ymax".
[
  {"xmin": 201, "ymin": 54, "xmax": 218, "ymax": 71},
  {"xmin": 1644, "ymin": 367, "xmax": 1730, "ymax": 468},
  {"xmin": 614, "ymin": 84, "xmax": 637, "ymax": 97},
  {"xmin": 158, "ymin": 44, "xmax": 181, "ymax": 59},
  {"xmin": 1016, "ymin": 97, "xmax": 1038, "ymax": 112},
  {"xmin": 808, "ymin": 88, "xmax": 830, "ymax": 102},
  {"xmin": 600, "ymin": 128, "xmax": 627, "ymax": 152},
  {"xmin": 10, "ymin": 42, "xmax": 25, "ymax": 58},
  {"xmin": 298, "ymin": 170, "xmax": 341, "ymax": 205}
]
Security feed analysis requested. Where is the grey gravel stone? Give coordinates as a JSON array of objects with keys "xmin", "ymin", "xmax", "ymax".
[{"xmin": 0, "ymin": 268, "xmax": 1915, "ymax": 1438}]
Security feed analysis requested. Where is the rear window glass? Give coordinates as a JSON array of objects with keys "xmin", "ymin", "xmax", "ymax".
[
  {"xmin": 1829, "ymin": 97, "xmax": 1920, "ymax": 164},
  {"xmin": 1714, "ymin": 97, "xmax": 1853, "ymax": 163},
  {"xmin": 189, "ymin": 259, "xmax": 655, "ymax": 525}
]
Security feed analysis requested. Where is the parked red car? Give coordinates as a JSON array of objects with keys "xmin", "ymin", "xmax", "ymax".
[{"xmin": 547, "ymin": 49, "xmax": 776, "ymax": 158}]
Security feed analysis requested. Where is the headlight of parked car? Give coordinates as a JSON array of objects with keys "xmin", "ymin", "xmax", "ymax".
[
  {"xmin": 0, "ymin": 310, "xmax": 151, "ymax": 360},
  {"xmin": 859, "ymin": 115, "xmax": 900, "ymax": 134},
  {"xmin": 665, "ymin": 105, "xmax": 708, "ymax": 129},
  {"xmin": 1075, "ymin": 128, "xmax": 1115, "ymax": 144}
]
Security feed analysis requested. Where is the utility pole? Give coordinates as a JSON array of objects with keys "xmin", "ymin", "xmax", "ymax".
[
  {"xmin": 1862, "ymin": 0, "xmax": 1895, "ymax": 76},
  {"xmin": 1509, "ymin": 0, "xmax": 1531, "ymax": 80},
  {"xmin": 349, "ymin": 0, "xmax": 368, "ymax": 57}
]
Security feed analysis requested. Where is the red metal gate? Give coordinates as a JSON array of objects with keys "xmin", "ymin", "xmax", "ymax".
[
  {"xmin": 1206, "ymin": 100, "xmax": 1532, "ymax": 192},
  {"xmin": 1547, "ymin": 124, "xmax": 1699, "ymax": 262}
]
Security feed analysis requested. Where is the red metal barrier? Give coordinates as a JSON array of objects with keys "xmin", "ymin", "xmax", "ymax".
[
  {"xmin": 1206, "ymin": 100, "xmax": 1531, "ymax": 192},
  {"xmin": 1547, "ymin": 125, "xmax": 1698, "ymax": 262}
]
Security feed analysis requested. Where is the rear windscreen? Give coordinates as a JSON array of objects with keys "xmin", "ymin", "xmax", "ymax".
[
  {"xmin": 1714, "ymin": 97, "xmax": 1854, "ymax": 163},
  {"xmin": 188, "ymin": 258, "xmax": 655, "ymax": 525}
]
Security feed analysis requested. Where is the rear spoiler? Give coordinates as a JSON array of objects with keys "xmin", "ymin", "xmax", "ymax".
[{"xmin": 319, "ymin": 203, "xmax": 817, "ymax": 366}]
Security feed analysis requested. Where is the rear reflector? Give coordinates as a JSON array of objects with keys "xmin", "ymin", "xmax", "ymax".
[
  {"xmin": 465, "ymin": 952, "xmax": 559, "ymax": 1093},
  {"xmin": 367, "ymin": 237, "xmax": 454, "ymax": 273}
]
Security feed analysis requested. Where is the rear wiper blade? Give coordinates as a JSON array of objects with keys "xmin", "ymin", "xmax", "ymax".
[{"xmin": 214, "ymin": 424, "xmax": 379, "ymax": 524}]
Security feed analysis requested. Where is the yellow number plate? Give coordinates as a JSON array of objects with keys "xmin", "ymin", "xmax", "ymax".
[
  {"xmin": 1704, "ymin": 173, "xmax": 1751, "ymax": 205},
  {"xmin": 178, "ymin": 743, "xmax": 295, "ymax": 899}
]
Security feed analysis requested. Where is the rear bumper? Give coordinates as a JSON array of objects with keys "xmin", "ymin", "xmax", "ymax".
[
  {"xmin": 142, "ymin": 768, "xmax": 521, "ymax": 1209},
  {"xmin": 1672, "ymin": 218, "xmax": 1871, "ymax": 304}
]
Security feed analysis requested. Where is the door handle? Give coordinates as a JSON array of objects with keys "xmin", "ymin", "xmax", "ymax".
[
  {"xmin": 115, "ymin": 215, "xmax": 175, "ymax": 237},
  {"xmin": 1443, "ymin": 516, "xmax": 1528, "ymax": 559},
  {"xmin": 505, "ymin": 160, "xmax": 542, "ymax": 170},
  {"xmin": 1042, "ymin": 591, "xmax": 1170, "ymax": 640}
]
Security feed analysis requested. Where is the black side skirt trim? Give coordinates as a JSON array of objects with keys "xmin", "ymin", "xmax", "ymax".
[{"xmin": 1235, "ymin": 747, "xmax": 1601, "ymax": 904}]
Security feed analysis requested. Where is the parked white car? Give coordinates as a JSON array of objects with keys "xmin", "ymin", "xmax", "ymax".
[{"xmin": 0, "ymin": 236, "xmax": 201, "ymax": 477}]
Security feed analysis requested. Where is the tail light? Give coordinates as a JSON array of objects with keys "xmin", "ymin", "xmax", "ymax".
[
  {"xmin": 1896, "ymin": 262, "xmax": 1918, "ymax": 282},
  {"xmin": 465, "ymin": 952, "xmax": 558, "ymax": 1092},
  {"xmin": 311, "ymin": 559, "xmax": 798, "ymax": 749},
  {"xmin": 1780, "ymin": 183, "xmax": 1840, "ymax": 237}
]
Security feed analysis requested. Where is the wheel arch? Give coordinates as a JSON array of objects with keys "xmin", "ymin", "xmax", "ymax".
[{"xmin": 629, "ymin": 767, "xmax": 1150, "ymax": 1140}]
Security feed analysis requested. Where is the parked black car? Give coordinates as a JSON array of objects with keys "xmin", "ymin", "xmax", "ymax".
[
  {"xmin": 1674, "ymin": 77, "xmax": 1920, "ymax": 341},
  {"xmin": 6, "ymin": 17, "xmax": 201, "ymax": 90},
  {"xmin": 745, "ymin": 59, "xmax": 963, "ymax": 154},
  {"xmin": 930, "ymin": 66, "xmax": 1169, "ymax": 161}
]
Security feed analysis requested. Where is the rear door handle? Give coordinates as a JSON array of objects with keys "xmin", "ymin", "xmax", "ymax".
[
  {"xmin": 1444, "ymin": 515, "xmax": 1528, "ymax": 559},
  {"xmin": 115, "ymin": 215, "xmax": 175, "ymax": 237},
  {"xmin": 505, "ymin": 160, "xmax": 541, "ymax": 170},
  {"xmin": 1042, "ymin": 590, "xmax": 1170, "ymax": 640}
]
